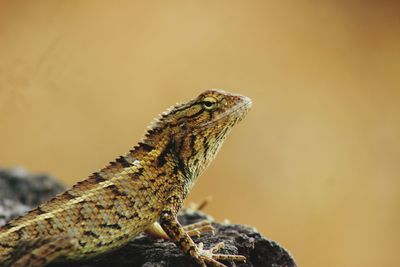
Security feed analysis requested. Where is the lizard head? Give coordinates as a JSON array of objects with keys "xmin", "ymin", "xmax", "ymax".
[
  {"xmin": 175, "ymin": 89, "xmax": 252, "ymax": 137},
  {"xmin": 141, "ymin": 89, "xmax": 251, "ymax": 191}
]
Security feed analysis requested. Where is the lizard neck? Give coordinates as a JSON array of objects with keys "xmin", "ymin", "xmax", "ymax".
[
  {"xmin": 139, "ymin": 127, "xmax": 228, "ymax": 199},
  {"xmin": 128, "ymin": 124, "xmax": 199, "ymax": 199},
  {"xmin": 127, "ymin": 125, "xmax": 190, "ymax": 191}
]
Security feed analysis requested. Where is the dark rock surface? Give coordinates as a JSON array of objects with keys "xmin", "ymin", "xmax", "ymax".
[
  {"xmin": 0, "ymin": 168, "xmax": 297, "ymax": 267},
  {"xmin": 0, "ymin": 168, "xmax": 65, "ymax": 225}
]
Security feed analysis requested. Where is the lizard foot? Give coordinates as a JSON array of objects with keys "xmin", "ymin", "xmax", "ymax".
[
  {"xmin": 146, "ymin": 220, "xmax": 214, "ymax": 240},
  {"xmin": 196, "ymin": 242, "xmax": 246, "ymax": 267},
  {"xmin": 183, "ymin": 220, "xmax": 215, "ymax": 237},
  {"xmin": 188, "ymin": 196, "xmax": 212, "ymax": 211}
]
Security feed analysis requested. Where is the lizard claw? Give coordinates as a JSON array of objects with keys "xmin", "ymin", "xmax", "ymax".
[
  {"xmin": 188, "ymin": 196, "xmax": 213, "ymax": 211},
  {"xmin": 196, "ymin": 242, "xmax": 246, "ymax": 267},
  {"xmin": 183, "ymin": 220, "xmax": 215, "ymax": 237}
]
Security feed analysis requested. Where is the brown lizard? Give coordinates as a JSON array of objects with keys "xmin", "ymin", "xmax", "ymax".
[{"xmin": 0, "ymin": 89, "xmax": 252, "ymax": 267}]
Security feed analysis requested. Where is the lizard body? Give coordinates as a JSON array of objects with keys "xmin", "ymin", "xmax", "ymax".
[{"xmin": 0, "ymin": 89, "xmax": 251, "ymax": 267}]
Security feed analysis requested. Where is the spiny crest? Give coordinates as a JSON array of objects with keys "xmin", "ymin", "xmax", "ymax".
[{"xmin": 147, "ymin": 102, "xmax": 185, "ymax": 133}]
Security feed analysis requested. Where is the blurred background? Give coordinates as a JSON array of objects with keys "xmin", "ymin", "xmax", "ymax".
[{"xmin": 1, "ymin": 1, "xmax": 399, "ymax": 266}]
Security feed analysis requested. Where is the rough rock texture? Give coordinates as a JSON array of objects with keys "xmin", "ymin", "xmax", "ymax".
[
  {"xmin": 0, "ymin": 168, "xmax": 297, "ymax": 267},
  {"xmin": 0, "ymin": 168, "xmax": 65, "ymax": 225}
]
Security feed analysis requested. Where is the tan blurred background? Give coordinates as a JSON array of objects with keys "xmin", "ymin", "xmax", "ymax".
[{"xmin": 1, "ymin": 1, "xmax": 399, "ymax": 266}]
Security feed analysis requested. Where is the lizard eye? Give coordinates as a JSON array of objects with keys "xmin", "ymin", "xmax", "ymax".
[{"xmin": 202, "ymin": 96, "xmax": 217, "ymax": 110}]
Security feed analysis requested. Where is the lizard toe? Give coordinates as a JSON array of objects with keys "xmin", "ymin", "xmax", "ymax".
[{"xmin": 197, "ymin": 242, "xmax": 246, "ymax": 267}]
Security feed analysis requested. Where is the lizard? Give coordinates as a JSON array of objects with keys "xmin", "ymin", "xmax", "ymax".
[{"xmin": 0, "ymin": 89, "xmax": 252, "ymax": 267}]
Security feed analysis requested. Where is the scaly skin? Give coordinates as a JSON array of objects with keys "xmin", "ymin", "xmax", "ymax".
[{"xmin": 0, "ymin": 89, "xmax": 252, "ymax": 267}]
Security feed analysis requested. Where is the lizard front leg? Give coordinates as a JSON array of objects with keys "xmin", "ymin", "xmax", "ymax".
[{"xmin": 159, "ymin": 195, "xmax": 246, "ymax": 267}]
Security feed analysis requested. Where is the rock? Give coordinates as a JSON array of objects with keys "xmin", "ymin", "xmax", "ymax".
[
  {"xmin": 0, "ymin": 167, "xmax": 65, "ymax": 225},
  {"xmin": 0, "ymin": 168, "xmax": 297, "ymax": 267}
]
